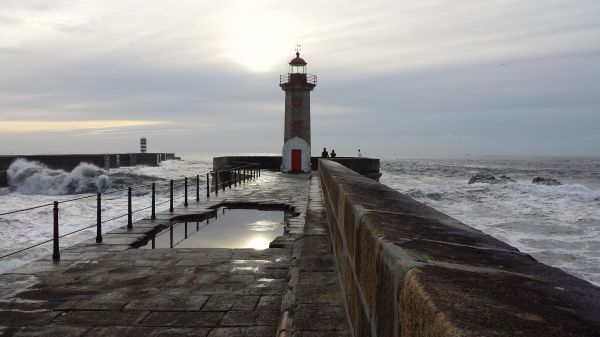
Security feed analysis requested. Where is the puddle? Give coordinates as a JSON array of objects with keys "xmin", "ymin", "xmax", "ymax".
[{"xmin": 141, "ymin": 208, "xmax": 285, "ymax": 250}]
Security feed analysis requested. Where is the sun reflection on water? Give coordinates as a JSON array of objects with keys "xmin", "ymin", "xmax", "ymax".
[{"xmin": 245, "ymin": 236, "xmax": 271, "ymax": 250}]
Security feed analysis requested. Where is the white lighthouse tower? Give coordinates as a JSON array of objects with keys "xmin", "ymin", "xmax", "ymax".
[{"xmin": 280, "ymin": 47, "xmax": 317, "ymax": 173}]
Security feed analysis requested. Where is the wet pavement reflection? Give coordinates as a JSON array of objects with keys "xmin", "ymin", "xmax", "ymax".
[{"xmin": 142, "ymin": 208, "xmax": 284, "ymax": 250}]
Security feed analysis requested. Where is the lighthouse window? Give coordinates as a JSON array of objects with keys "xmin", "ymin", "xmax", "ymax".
[
  {"xmin": 290, "ymin": 65, "xmax": 306, "ymax": 74},
  {"xmin": 291, "ymin": 121, "xmax": 302, "ymax": 132},
  {"xmin": 292, "ymin": 97, "xmax": 302, "ymax": 107}
]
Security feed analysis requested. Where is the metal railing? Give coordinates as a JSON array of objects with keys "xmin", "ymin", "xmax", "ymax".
[
  {"xmin": 0, "ymin": 163, "xmax": 262, "ymax": 261},
  {"xmin": 279, "ymin": 73, "xmax": 317, "ymax": 86}
]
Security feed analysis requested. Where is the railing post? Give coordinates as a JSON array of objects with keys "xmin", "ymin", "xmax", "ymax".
[
  {"xmin": 229, "ymin": 170, "xmax": 232, "ymax": 189},
  {"xmin": 215, "ymin": 172, "xmax": 219, "ymax": 196},
  {"xmin": 96, "ymin": 193, "xmax": 102, "ymax": 243},
  {"xmin": 243, "ymin": 168, "xmax": 246, "ymax": 182},
  {"xmin": 234, "ymin": 169, "xmax": 237, "ymax": 187},
  {"xmin": 196, "ymin": 174, "xmax": 200, "ymax": 202},
  {"xmin": 206, "ymin": 173, "xmax": 210, "ymax": 198},
  {"xmin": 184, "ymin": 177, "xmax": 188, "ymax": 207},
  {"xmin": 52, "ymin": 201, "xmax": 60, "ymax": 261},
  {"xmin": 169, "ymin": 179, "xmax": 174, "ymax": 213},
  {"xmin": 127, "ymin": 187, "xmax": 132, "ymax": 229},
  {"xmin": 151, "ymin": 183, "xmax": 156, "ymax": 220},
  {"xmin": 222, "ymin": 172, "xmax": 225, "ymax": 192}
]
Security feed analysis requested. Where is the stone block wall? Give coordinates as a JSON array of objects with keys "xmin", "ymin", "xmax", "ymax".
[
  {"xmin": 314, "ymin": 157, "xmax": 381, "ymax": 180},
  {"xmin": 319, "ymin": 160, "xmax": 600, "ymax": 337}
]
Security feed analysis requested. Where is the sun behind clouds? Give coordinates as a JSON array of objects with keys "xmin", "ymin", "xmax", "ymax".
[{"xmin": 222, "ymin": 3, "xmax": 297, "ymax": 72}]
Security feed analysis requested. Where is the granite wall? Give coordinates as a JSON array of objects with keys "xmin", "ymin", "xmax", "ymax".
[{"xmin": 318, "ymin": 159, "xmax": 600, "ymax": 337}]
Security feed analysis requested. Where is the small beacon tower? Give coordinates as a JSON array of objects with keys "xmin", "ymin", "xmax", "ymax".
[
  {"xmin": 140, "ymin": 137, "xmax": 147, "ymax": 153},
  {"xmin": 280, "ymin": 47, "xmax": 317, "ymax": 173}
]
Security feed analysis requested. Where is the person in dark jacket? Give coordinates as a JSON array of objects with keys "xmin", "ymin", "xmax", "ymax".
[
  {"xmin": 330, "ymin": 149, "xmax": 337, "ymax": 158},
  {"xmin": 321, "ymin": 148, "xmax": 329, "ymax": 158}
]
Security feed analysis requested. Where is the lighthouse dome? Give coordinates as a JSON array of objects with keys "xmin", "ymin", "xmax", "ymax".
[{"xmin": 289, "ymin": 52, "xmax": 307, "ymax": 65}]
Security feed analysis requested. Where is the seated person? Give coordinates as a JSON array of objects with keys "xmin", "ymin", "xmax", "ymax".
[
  {"xmin": 321, "ymin": 147, "xmax": 329, "ymax": 158},
  {"xmin": 330, "ymin": 149, "xmax": 337, "ymax": 158}
]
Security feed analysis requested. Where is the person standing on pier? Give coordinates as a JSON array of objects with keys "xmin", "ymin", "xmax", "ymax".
[{"xmin": 357, "ymin": 149, "xmax": 362, "ymax": 158}]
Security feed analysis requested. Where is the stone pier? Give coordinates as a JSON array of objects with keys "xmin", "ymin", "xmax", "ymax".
[{"xmin": 0, "ymin": 172, "xmax": 350, "ymax": 336}]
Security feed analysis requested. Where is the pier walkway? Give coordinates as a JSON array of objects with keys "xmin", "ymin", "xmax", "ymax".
[{"xmin": 0, "ymin": 172, "xmax": 350, "ymax": 336}]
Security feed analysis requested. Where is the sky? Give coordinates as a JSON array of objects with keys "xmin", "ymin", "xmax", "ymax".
[{"xmin": 0, "ymin": 0, "xmax": 599, "ymax": 158}]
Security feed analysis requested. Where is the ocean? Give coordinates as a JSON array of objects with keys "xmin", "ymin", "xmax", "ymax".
[
  {"xmin": 1, "ymin": 155, "xmax": 599, "ymax": 286},
  {"xmin": 380, "ymin": 156, "xmax": 600, "ymax": 286}
]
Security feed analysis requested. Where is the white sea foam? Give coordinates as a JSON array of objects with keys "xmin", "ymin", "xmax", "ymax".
[
  {"xmin": 7, "ymin": 159, "xmax": 110, "ymax": 195},
  {"xmin": 0, "ymin": 156, "xmax": 212, "ymax": 274},
  {"xmin": 381, "ymin": 157, "xmax": 600, "ymax": 286}
]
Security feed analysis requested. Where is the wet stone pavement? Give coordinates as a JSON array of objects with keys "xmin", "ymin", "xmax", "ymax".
[{"xmin": 0, "ymin": 172, "xmax": 351, "ymax": 337}]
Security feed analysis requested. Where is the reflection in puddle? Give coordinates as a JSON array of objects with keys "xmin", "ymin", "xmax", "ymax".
[{"xmin": 142, "ymin": 208, "xmax": 284, "ymax": 250}]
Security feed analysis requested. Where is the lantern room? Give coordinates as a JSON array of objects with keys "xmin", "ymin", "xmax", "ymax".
[
  {"xmin": 289, "ymin": 52, "xmax": 307, "ymax": 74},
  {"xmin": 280, "ymin": 51, "xmax": 317, "ymax": 89}
]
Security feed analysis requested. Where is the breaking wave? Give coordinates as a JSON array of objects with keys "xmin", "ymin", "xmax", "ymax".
[
  {"xmin": 6, "ymin": 159, "xmax": 167, "ymax": 195},
  {"xmin": 7, "ymin": 159, "xmax": 110, "ymax": 195}
]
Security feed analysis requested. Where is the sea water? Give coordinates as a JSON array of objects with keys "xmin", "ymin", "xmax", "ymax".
[
  {"xmin": 0, "ymin": 156, "xmax": 213, "ymax": 273},
  {"xmin": 0, "ymin": 155, "xmax": 598, "ymax": 286},
  {"xmin": 380, "ymin": 156, "xmax": 600, "ymax": 286}
]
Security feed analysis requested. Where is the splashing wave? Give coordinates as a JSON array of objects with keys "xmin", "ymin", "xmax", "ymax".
[{"xmin": 7, "ymin": 159, "xmax": 110, "ymax": 195}]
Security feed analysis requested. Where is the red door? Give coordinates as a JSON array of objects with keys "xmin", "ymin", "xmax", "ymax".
[{"xmin": 291, "ymin": 149, "xmax": 301, "ymax": 172}]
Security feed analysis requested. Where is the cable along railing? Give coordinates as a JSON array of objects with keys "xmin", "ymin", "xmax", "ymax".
[{"xmin": 0, "ymin": 163, "xmax": 261, "ymax": 261}]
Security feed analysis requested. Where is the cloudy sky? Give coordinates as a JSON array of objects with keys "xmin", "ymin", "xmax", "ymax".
[{"xmin": 1, "ymin": 0, "xmax": 599, "ymax": 158}]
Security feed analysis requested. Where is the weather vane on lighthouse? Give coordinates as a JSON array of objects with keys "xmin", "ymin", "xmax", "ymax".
[{"xmin": 279, "ymin": 45, "xmax": 317, "ymax": 173}]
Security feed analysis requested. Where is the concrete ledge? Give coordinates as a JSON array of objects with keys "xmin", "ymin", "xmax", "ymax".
[
  {"xmin": 213, "ymin": 156, "xmax": 381, "ymax": 180},
  {"xmin": 318, "ymin": 160, "xmax": 600, "ymax": 337},
  {"xmin": 315, "ymin": 157, "xmax": 381, "ymax": 181},
  {"xmin": 213, "ymin": 156, "xmax": 282, "ymax": 171}
]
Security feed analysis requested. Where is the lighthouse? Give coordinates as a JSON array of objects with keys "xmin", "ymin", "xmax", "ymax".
[{"xmin": 280, "ymin": 47, "xmax": 317, "ymax": 173}]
